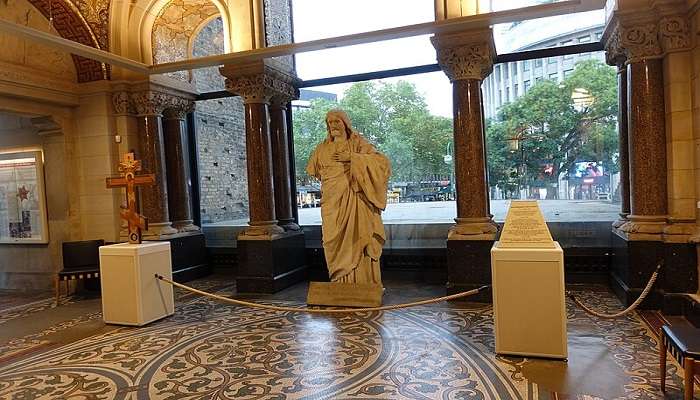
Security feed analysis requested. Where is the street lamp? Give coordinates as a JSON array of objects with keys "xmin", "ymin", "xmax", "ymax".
[{"xmin": 444, "ymin": 141, "xmax": 454, "ymax": 200}]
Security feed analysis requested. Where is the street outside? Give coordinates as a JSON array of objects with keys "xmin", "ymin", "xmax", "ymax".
[
  {"xmin": 207, "ymin": 200, "xmax": 621, "ymax": 227},
  {"xmin": 297, "ymin": 200, "xmax": 620, "ymax": 225}
]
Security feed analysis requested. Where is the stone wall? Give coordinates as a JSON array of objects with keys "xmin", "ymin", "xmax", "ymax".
[
  {"xmin": 264, "ymin": 0, "xmax": 294, "ymax": 69},
  {"xmin": 192, "ymin": 17, "xmax": 249, "ymax": 223}
]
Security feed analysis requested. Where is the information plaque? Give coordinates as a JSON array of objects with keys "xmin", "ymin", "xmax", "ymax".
[
  {"xmin": 497, "ymin": 200, "xmax": 554, "ymax": 248},
  {"xmin": 0, "ymin": 150, "xmax": 48, "ymax": 244}
]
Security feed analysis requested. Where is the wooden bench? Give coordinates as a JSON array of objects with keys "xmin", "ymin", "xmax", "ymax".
[
  {"xmin": 660, "ymin": 324, "xmax": 700, "ymax": 400},
  {"xmin": 55, "ymin": 240, "xmax": 104, "ymax": 305}
]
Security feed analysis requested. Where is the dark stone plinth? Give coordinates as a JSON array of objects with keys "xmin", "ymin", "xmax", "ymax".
[
  {"xmin": 611, "ymin": 232, "xmax": 698, "ymax": 309},
  {"xmin": 446, "ymin": 239, "xmax": 495, "ymax": 302},
  {"xmin": 236, "ymin": 232, "xmax": 307, "ymax": 293},
  {"xmin": 158, "ymin": 233, "xmax": 210, "ymax": 282}
]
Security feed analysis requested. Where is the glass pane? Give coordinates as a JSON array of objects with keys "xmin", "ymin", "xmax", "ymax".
[
  {"xmin": 295, "ymin": 35, "xmax": 437, "ymax": 81},
  {"xmin": 293, "ymin": 71, "xmax": 453, "ymax": 225},
  {"xmin": 293, "ymin": 0, "xmax": 436, "ymax": 80},
  {"xmin": 292, "ymin": 0, "xmax": 433, "ymax": 42},
  {"xmin": 493, "ymin": 9, "xmax": 605, "ymax": 53},
  {"xmin": 483, "ymin": 52, "xmax": 621, "ymax": 221}
]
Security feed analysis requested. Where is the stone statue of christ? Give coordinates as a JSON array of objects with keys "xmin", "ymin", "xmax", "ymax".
[{"xmin": 306, "ymin": 109, "xmax": 391, "ymax": 285}]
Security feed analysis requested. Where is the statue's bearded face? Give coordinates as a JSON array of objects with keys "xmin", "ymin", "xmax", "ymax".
[{"xmin": 328, "ymin": 116, "xmax": 346, "ymax": 140}]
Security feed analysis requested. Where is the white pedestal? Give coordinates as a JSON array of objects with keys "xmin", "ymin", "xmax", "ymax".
[
  {"xmin": 491, "ymin": 241, "xmax": 567, "ymax": 359},
  {"xmin": 99, "ymin": 242, "xmax": 174, "ymax": 326}
]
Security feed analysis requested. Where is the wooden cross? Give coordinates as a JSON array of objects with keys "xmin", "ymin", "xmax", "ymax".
[{"xmin": 106, "ymin": 152, "xmax": 155, "ymax": 244}]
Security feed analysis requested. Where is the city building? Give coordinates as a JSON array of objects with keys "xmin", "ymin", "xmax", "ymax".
[{"xmin": 483, "ymin": 13, "xmax": 606, "ymax": 119}]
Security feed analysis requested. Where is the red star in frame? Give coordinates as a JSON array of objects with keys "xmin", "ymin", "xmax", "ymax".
[{"xmin": 17, "ymin": 186, "xmax": 29, "ymax": 201}]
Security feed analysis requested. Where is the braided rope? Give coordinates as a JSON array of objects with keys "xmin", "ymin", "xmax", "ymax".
[
  {"xmin": 567, "ymin": 263, "xmax": 662, "ymax": 319},
  {"xmin": 155, "ymin": 274, "xmax": 489, "ymax": 314}
]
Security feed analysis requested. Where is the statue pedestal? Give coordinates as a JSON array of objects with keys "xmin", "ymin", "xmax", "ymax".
[
  {"xmin": 98, "ymin": 242, "xmax": 174, "ymax": 326},
  {"xmin": 307, "ymin": 281, "xmax": 383, "ymax": 307},
  {"xmin": 491, "ymin": 241, "xmax": 567, "ymax": 359}
]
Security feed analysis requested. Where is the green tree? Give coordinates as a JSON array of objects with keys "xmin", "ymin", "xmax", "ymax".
[
  {"xmin": 486, "ymin": 59, "xmax": 618, "ymax": 198},
  {"xmin": 293, "ymin": 81, "xmax": 453, "ymax": 184}
]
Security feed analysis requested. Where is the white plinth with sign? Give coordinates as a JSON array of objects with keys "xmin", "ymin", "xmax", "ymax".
[
  {"xmin": 99, "ymin": 242, "xmax": 174, "ymax": 326},
  {"xmin": 491, "ymin": 201, "xmax": 567, "ymax": 359}
]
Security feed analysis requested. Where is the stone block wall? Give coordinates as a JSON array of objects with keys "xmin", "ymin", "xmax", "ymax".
[
  {"xmin": 192, "ymin": 17, "xmax": 249, "ymax": 224},
  {"xmin": 195, "ymin": 100, "xmax": 248, "ymax": 224}
]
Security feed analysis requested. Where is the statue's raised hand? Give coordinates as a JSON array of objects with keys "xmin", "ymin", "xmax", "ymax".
[{"xmin": 333, "ymin": 150, "xmax": 351, "ymax": 163}]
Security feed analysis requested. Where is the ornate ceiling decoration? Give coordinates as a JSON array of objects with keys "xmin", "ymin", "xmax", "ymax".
[{"xmin": 26, "ymin": 0, "xmax": 110, "ymax": 82}]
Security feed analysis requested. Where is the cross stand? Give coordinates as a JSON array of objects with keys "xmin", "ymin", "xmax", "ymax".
[{"xmin": 106, "ymin": 152, "xmax": 155, "ymax": 244}]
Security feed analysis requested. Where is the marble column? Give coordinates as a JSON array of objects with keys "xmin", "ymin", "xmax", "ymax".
[
  {"xmin": 130, "ymin": 91, "xmax": 178, "ymax": 237},
  {"xmin": 604, "ymin": 36, "xmax": 631, "ymax": 228},
  {"xmin": 221, "ymin": 62, "xmax": 298, "ymax": 238},
  {"xmin": 220, "ymin": 60, "xmax": 307, "ymax": 294},
  {"xmin": 270, "ymin": 95, "xmax": 300, "ymax": 231},
  {"xmin": 618, "ymin": 23, "xmax": 668, "ymax": 238},
  {"xmin": 163, "ymin": 100, "xmax": 199, "ymax": 233},
  {"xmin": 432, "ymin": 29, "xmax": 498, "ymax": 239}
]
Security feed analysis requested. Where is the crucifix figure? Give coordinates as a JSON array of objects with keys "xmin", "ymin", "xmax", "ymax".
[{"xmin": 106, "ymin": 152, "xmax": 155, "ymax": 244}]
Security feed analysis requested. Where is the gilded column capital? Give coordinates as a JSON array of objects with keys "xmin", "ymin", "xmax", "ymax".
[
  {"xmin": 221, "ymin": 61, "xmax": 299, "ymax": 105},
  {"xmin": 430, "ymin": 29, "xmax": 495, "ymax": 82}
]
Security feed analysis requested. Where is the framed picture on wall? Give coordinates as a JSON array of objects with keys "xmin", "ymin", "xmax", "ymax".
[{"xmin": 0, "ymin": 150, "xmax": 49, "ymax": 244}]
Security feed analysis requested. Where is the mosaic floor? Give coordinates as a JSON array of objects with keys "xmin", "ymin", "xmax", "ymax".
[{"xmin": 0, "ymin": 277, "xmax": 698, "ymax": 400}]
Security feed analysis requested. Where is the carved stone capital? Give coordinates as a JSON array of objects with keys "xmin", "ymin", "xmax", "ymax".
[
  {"xmin": 221, "ymin": 61, "xmax": 299, "ymax": 105},
  {"xmin": 431, "ymin": 29, "xmax": 495, "ymax": 82},
  {"xmin": 603, "ymin": 22, "xmax": 627, "ymax": 68},
  {"xmin": 620, "ymin": 22, "xmax": 663, "ymax": 62},
  {"xmin": 163, "ymin": 98, "xmax": 196, "ymax": 120},
  {"xmin": 658, "ymin": 15, "xmax": 691, "ymax": 53},
  {"xmin": 112, "ymin": 91, "xmax": 134, "ymax": 115},
  {"xmin": 129, "ymin": 91, "xmax": 171, "ymax": 116}
]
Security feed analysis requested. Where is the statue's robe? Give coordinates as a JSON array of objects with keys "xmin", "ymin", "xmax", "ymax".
[{"xmin": 306, "ymin": 132, "xmax": 391, "ymax": 284}]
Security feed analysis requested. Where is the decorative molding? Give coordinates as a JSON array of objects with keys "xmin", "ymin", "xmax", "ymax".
[
  {"xmin": 430, "ymin": 30, "xmax": 495, "ymax": 82},
  {"xmin": 658, "ymin": 15, "xmax": 691, "ymax": 52},
  {"xmin": 221, "ymin": 61, "xmax": 299, "ymax": 104}
]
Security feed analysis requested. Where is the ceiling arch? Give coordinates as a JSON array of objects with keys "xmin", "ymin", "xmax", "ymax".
[{"xmin": 27, "ymin": 0, "xmax": 110, "ymax": 82}]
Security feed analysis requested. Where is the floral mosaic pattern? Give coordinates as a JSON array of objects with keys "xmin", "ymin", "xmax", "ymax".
[
  {"xmin": 0, "ymin": 282, "xmax": 696, "ymax": 399},
  {"xmin": 152, "ymin": 0, "xmax": 220, "ymax": 81}
]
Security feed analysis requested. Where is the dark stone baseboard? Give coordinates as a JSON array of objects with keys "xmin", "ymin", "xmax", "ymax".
[
  {"xmin": 446, "ymin": 239, "xmax": 495, "ymax": 303},
  {"xmin": 236, "ymin": 231, "xmax": 307, "ymax": 294},
  {"xmin": 153, "ymin": 233, "xmax": 209, "ymax": 282},
  {"xmin": 610, "ymin": 232, "xmax": 698, "ymax": 312}
]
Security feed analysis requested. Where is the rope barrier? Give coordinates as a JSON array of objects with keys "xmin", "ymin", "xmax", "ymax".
[
  {"xmin": 155, "ymin": 274, "xmax": 490, "ymax": 314},
  {"xmin": 567, "ymin": 263, "xmax": 662, "ymax": 319}
]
